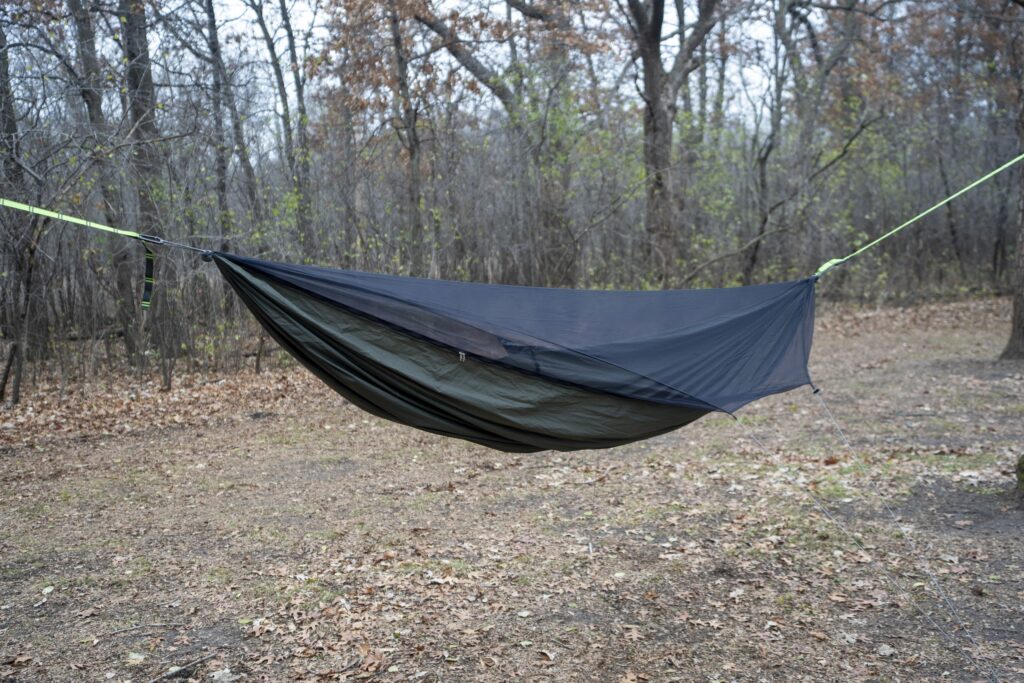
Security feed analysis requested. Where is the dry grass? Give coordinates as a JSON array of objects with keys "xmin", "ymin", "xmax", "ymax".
[{"xmin": 1, "ymin": 298, "xmax": 1023, "ymax": 682}]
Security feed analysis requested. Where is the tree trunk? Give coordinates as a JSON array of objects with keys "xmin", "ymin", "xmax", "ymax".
[
  {"xmin": 644, "ymin": 95, "xmax": 676, "ymax": 283},
  {"xmin": 710, "ymin": 23, "xmax": 728, "ymax": 149},
  {"xmin": 278, "ymin": 0, "xmax": 312, "ymax": 253},
  {"xmin": 388, "ymin": 1, "xmax": 424, "ymax": 276},
  {"xmin": 204, "ymin": 0, "xmax": 231, "ymax": 250},
  {"xmin": 936, "ymin": 149, "xmax": 969, "ymax": 282},
  {"xmin": 67, "ymin": 0, "xmax": 106, "ymax": 133},
  {"xmin": 1003, "ymin": 29, "xmax": 1024, "ymax": 360},
  {"xmin": 0, "ymin": 22, "xmax": 20, "ymax": 185},
  {"xmin": 1002, "ymin": 159, "xmax": 1024, "ymax": 358},
  {"xmin": 249, "ymin": 0, "xmax": 305, "ymax": 249},
  {"xmin": 0, "ymin": 342, "xmax": 15, "ymax": 402},
  {"xmin": 0, "ymin": 21, "xmax": 29, "ymax": 405},
  {"xmin": 742, "ymin": 147, "xmax": 773, "ymax": 285},
  {"xmin": 200, "ymin": 0, "xmax": 262, "ymax": 228},
  {"xmin": 742, "ymin": 35, "xmax": 784, "ymax": 285},
  {"xmin": 119, "ymin": 0, "xmax": 162, "ymax": 227},
  {"xmin": 119, "ymin": 0, "xmax": 168, "ymax": 373},
  {"xmin": 70, "ymin": 0, "xmax": 137, "ymax": 357},
  {"xmin": 625, "ymin": 0, "xmax": 718, "ymax": 286},
  {"xmin": 11, "ymin": 243, "xmax": 37, "ymax": 405}
]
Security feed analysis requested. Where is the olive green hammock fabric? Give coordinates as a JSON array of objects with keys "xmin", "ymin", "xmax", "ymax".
[
  {"xmin": 214, "ymin": 253, "xmax": 815, "ymax": 453},
  {"xmin": 6, "ymin": 151, "xmax": 1024, "ymax": 453}
]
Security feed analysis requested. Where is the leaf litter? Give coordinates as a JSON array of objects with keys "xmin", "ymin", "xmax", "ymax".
[{"xmin": 0, "ymin": 298, "xmax": 1022, "ymax": 681}]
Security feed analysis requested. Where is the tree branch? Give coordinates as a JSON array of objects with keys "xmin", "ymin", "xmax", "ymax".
[
  {"xmin": 414, "ymin": 13, "xmax": 517, "ymax": 115},
  {"xmin": 666, "ymin": 0, "xmax": 719, "ymax": 98}
]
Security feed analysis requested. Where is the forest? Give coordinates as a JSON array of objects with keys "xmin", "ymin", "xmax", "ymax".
[
  {"xmin": 1, "ymin": 0, "xmax": 1023, "ymax": 401},
  {"xmin": 2, "ymin": 3, "xmax": 1024, "ymax": 682}
]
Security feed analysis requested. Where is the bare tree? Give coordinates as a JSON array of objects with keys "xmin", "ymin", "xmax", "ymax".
[
  {"xmin": 1005, "ymin": 0, "xmax": 1024, "ymax": 360},
  {"xmin": 246, "ymin": 0, "xmax": 312, "ymax": 252},
  {"xmin": 0, "ymin": 19, "xmax": 30, "ymax": 404},
  {"xmin": 621, "ymin": 0, "xmax": 718, "ymax": 284},
  {"xmin": 387, "ymin": 0, "xmax": 425, "ymax": 275}
]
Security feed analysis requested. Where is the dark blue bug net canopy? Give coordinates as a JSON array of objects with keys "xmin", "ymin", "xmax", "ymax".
[{"xmin": 215, "ymin": 253, "xmax": 816, "ymax": 452}]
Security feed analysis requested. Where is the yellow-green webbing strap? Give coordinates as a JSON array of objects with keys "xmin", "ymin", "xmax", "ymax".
[
  {"xmin": 0, "ymin": 197, "xmax": 157, "ymax": 308},
  {"xmin": 0, "ymin": 197, "xmax": 142, "ymax": 238},
  {"xmin": 816, "ymin": 151, "xmax": 1024, "ymax": 277}
]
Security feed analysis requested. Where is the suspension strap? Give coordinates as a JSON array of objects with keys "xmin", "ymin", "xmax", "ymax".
[
  {"xmin": 0, "ymin": 197, "xmax": 142, "ymax": 239},
  {"xmin": 0, "ymin": 197, "xmax": 212, "ymax": 310},
  {"xmin": 141, "ymin": 245, "xmax": 155, "ymax": 310},
  {"xmin": 816, "ymin": 151, "xmax": 1024, "ymax": 278}
]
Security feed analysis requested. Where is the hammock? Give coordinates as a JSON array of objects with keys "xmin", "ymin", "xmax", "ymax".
[
  {"xmin": 5, "ymin": 152, "xmax": 1021, "ymax": 452},
  {"xmin": 214, "ymin": 253, "xmax": 815, "ymax": 452}
]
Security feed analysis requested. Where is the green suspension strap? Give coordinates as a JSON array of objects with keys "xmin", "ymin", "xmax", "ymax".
[
  {"xmin": 0, "ymin": 197, "xmax": 211, "ymax": 309},
  {"xmin": 141, "ymin": 246, "xmax": 156, "ymax": 310},
  {"xmin": 816, "ymin": 151, "xmax": 1024, "ymax": 278}
]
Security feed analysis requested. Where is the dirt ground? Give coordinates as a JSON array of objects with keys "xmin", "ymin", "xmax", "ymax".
[{"xmin": 2, "ymin": 298, "xmax": 1023, "ymax": 682}]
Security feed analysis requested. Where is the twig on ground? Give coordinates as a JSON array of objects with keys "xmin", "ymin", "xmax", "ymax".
[
  {"xmin": 107, "ymin": 623, "xmax": 183, "ymax": 636},
  {"xmin": 145, "ymin": 652, "xmax": 217, "ymax": 683}
]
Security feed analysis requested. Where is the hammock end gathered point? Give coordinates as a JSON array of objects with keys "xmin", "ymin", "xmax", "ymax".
[{"xmin": 814, "ymin": 258, "xmax": 845, "ymax": 278}]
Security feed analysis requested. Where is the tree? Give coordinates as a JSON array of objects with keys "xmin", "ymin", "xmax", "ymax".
[
  {"xmin": 741, "ymin": 0, "xmax": 869, "ymax": 284},
  {"xmin": 621, "ymin": 0, "xmax": 718, "ymax": 284},
  {"xmin": 0, "ymin": 18, "xmax": 30, "ymax": 404},
  {"xmin": 156, "ymin": 0, "xmax": 265, "ymax": 230},
  {"xmin": 245, "ymin": 0, "xmax": 313, "ymax": 254},
  {"xmin": 1003, "ymin": 0, "xmax": 1024, "ymax": 359},
  {"xmin": 387, "ymin": 0, "xmax": 425, "ymax": 275},
  {"xmin": 67, "ymin": 0, "xmax": 141, "ymax": 356},
  {"xmin": 412, "ymin": 1, "xmax": 592, "ymax": 285}
]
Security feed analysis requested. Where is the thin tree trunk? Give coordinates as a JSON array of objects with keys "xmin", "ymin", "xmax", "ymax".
[
  {"xmin": 249, "ymin": 0, "xmax": 304, "ymax": 249},
  {"xmin": 204, "ymin": 0, "xmax": 230, "ymax": 250},
  {"xmin": 277, "ymin": 0, "xmax": 312, "ymax": 252},
  {"xmin": 7, "ymin": 225, "xmax": 41, "ymax": 407},
  {"xmin": 642, "ymin": 75, "xmax": 676, "ymax": 282},
  {"xmin": 710, "ymin": 23, "xmax": 727, "ymax": 149},
  {"xmin": 388, "ymin": 0, "xmax": 424, "ymax": 276},
  {"xmin": 0, "ymin": 21, "xmax": 29, "ymax": 405},
  {"xmin": 0, "ymin": 342, "xmax": 15, "ymax": 402},
  {"xmin": 70, "ymin": 0, "xmax": 137, "ymax": 357},
  {"xmin": 742, "ymin": 29, "xmax": 783, "ymax": 285},
  {"xmin": 936, "ymin": 149, "xmax": 969, "ymax": 281},
  {"xmin": 200, "ymin": 0, "xmax": 262, "ymax": 228},
  {"xmin": 119, "ymin": 0, "xmax": 162, "ymax": 230},
  {"xmin": 119, "ymin": 0, "xmax": 166, "ymax": 373}
]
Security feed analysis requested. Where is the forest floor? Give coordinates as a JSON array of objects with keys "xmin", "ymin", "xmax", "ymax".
[{"xmin": 1, "ymin": 298, "xmax": 1023, "ymax": 683}]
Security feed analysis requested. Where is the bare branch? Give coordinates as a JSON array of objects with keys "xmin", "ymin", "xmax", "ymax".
[{"xmin": 414, "ymin": 12, "xmax": 517, "ymax": 115}]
